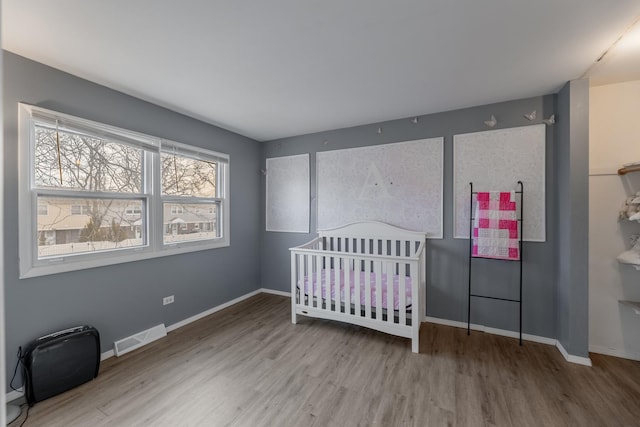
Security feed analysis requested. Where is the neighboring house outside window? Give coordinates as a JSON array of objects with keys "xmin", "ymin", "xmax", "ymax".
[
  {"xmin": 19, "ymin": 103, "xmax": 230, "ymax": 278},
  {"xmin": 161, "ymin": 148, "xmax": 222, "ymax": 245}
]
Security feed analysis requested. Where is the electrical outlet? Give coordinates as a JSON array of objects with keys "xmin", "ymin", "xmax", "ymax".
[{"xmin": 163, "ymin": 295, "xmax": 174, "ymax": 305}]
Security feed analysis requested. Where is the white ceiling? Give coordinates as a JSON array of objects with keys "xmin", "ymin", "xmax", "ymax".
[{"xmin": 3, "ymin": 1, "xmax": 640, "ymax": 141}]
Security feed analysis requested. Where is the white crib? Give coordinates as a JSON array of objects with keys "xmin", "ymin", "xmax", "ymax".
[{"xmin": 290, "ymin": 221, "xmax": 427, "ymax": 353}]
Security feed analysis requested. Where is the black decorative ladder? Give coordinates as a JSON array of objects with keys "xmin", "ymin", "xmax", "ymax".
[{"xmin": 467, "ymin": 181, "xmax": 524, "ymax": 345}]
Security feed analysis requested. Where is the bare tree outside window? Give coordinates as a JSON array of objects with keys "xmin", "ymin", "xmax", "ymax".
[
  {"xmin": 161, "ymin": 153, "xmax": 216, "ymax": 197},
  {"xmin": 34, "ymin": 125, "xmax": 142, "ymax": 192},
  {"xmin": 161, "ymin": 152, "xmax": 219, "ymax": 244},
  {"xmin": 20, "ymin": 104, "xmax": 230, "ymax": 278},
  {"xmin": 35, "ymin": 125, "xmax": 145, "ymax": 257},
  {"xmin": 35, "ymin": 125, "xmax": 222, "ymax": 256}
]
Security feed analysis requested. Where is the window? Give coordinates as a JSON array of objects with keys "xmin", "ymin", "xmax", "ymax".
[
  {"xmin": 124, "ymin": 205, "xmax": 142, "ymax": 216},
  {"xmin": 70, "ymin": 205, "xmax": 91, "ymax": 215},
  {"xmin": 19, "ymin": 104, "xmax": 230, "ymax": 278},
  {"xmin": 170, "ymin": 205, "xmax": 184, "ymax": 215},
  {"xmin": 161, "ymin": 149, "xmax": 223, "ymax": 244}
]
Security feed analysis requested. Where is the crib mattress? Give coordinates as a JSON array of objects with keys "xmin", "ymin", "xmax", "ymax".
[{"xmin": 300, "ymin": 269, "xmax": 412, "ymax": 310}]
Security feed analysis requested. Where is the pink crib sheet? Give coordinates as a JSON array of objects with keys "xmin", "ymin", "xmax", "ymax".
[{"xmin": 300, "ymin": 269, "xmax": 412, "ymax": 310}]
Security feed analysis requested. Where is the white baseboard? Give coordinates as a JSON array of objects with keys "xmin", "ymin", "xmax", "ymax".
[
  {"xmin": 556, "ymin": 341, "xmax": 592, "ymax": 366},
  {"xmin": 101, "ymin": 349, "xmax": 115, "ymax": 361},
  {"xmin": 484, "ymin": 326, "xmax": 557, "ymax": 346},
  {"xmin": 6, "ymin": 389, "xmax": 23, "ymax": 404},
  {"xmin": 260, "ymin": 288, "xmax": 290, "ymax": 297},
  {"xmin": 589, "ymin": 344, "xmax": 640, "ymax": 362},
  {"xmin": 425, "ymin": 315, "xmax": 592, "ymax": 365},
  {"xmin": 424, "ymin": 316, "xmax": 555, "ymax": 345},
  {"xmin": 166, "ymin": 289, "xmax": 263, "ymax": 333}
]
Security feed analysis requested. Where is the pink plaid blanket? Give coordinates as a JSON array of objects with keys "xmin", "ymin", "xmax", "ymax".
[{"xmin": 472, "ymin": 191, "xmax": 520, "ymax": 260}]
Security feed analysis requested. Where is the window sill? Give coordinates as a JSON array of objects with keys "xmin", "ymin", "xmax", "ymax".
[{"xmin": 21, "ymin": 239, "xmax": 230, "ymax": 279}]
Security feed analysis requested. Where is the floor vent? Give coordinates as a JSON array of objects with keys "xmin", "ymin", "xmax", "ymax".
[{"xmin": 113, "ymin": 324, "xmax": 167, "ymax": 357}]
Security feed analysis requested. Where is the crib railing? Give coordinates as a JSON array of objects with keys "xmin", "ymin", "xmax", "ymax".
[{"xmin": 290, "ymin": 236, "xmax": 425, "ymax": 352}]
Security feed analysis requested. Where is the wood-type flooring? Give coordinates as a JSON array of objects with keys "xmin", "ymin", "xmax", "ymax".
[{"xmin": 9, "ymin": 293, "xmax": 640, "ymax": 426}]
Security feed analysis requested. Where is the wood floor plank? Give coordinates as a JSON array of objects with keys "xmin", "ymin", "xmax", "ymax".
[{"xmin": 9, "ymin": 293, "xmax": 640, "ymax": 426}]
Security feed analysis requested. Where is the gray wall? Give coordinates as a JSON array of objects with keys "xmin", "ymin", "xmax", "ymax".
[
  {"xmin": 260, "ymin": 95, "xmax": 560, "ymax": 339},
  {"xmin": 555, "ymin": 80, "xmax": 590, "ymax": 357},
  {"xmin": 3, "ymin": 52, "xmax": 262, "ymax": 390}
]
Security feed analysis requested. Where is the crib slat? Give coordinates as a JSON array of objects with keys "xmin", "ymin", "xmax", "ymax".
[
  {"xmin": 305, "ymin": 254, "xmax": 311, "ymax": 309},
  {"xmin": 312, "ymin": 254, "xmax": 318, "ymax": 308},
  {"xmin": 327, "ymin": 256, "xmax": 331, "ymax": 310},
  {"xmin": 354, "ymin": 257, "xmax": 359, "ymax": 314},
  {"xmin": 338, "ymin": 256, "xmax": 344, "ymax": 313},
  {"xmin": 375, "ymin": 261, "xmax": 382, "ymax": 321},
  {"xmin": 399, "ymin": 266, "xmax": 406, "ymax": 325},
  {"xmin": 404, "ymin": 240, "xmax": 412, "ymax": 322},
  {"xmin": 319, "ymin": 255, "xmax": 326, "ymax": 309},
  {"xmin": 331, "ymin": 257, "xmax": 337, "ymax": 313},
  {"xmin": 386, "ymin": 261, "xmax": 394, "ymax": 324},
  {"xmin": 303, "ymin": 253, "xmax": 308, "ymax": 308},
  {"xmin": 343, "ymin": 258, "xmax": 352, "ymax": 314},
  {"xmin": 364, "ymin": 256, "xmax": 371, "ymax": 319},
  {"xmin": 303, "ymin": 254, "xmax": 308, "ymax": 308},
  {"xmin": 353, "ymin": 259, "xmax": 361, "ymax": 317}
]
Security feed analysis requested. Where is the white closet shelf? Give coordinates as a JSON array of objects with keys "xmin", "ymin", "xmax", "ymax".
[
  {"xmin": 617, "ymin": 250, "xmax": 640, "ymax": 269},
  {"xmin": 619, "ymin": 300, "xmax": 640, "ymax": 315}
]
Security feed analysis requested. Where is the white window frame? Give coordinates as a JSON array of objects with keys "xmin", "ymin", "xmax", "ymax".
[
  {"xmin": 160, "ymin": 140, "xmax": 227, "ymax": 247},
  {"xmin": 18, "ymin": 103, "xmax": 230, "ymax": 278}
]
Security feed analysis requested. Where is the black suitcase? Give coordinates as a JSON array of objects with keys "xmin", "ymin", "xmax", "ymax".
[{"xmin": 22, "ymin": 325, "xmax": 100, "ymax": 405}]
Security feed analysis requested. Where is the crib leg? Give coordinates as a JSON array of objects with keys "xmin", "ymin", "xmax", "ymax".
[
  {"xmin": 291, "ymin": 296, "xmax": 297, "ymax": 324},
  {"xmin": 411, "ymin": 325, "xmax": 419, "ymax": 353}
]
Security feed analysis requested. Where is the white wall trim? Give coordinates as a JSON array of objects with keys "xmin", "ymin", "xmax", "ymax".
[
  {"xmin": 589, "ymin": 344, "xmax": 640, "ymax": 362},
  {"xmin": 260, "ymin": 288, "xmax": 291, "ymax": 297},
  {"xmin": 426, "ymin": 315, "xmax": 593, "ymax": 365},
  {"xmin": 165, "ymin": 289, "xmax": 263, "ymax": 333},
  {"xmin": 6, "ymin": 390, "xmax": 22, "ymax": 405},
  {"xmin": 101, "ymin": 349, "xmax": 115, "ymax": 361},
  {"xmin": 556, "ymin": 341, "xmax": 592, "ymax": 366},
  {"xmin": 425, "ymin": 316, "xmax": 556, "ymax": 345}
]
